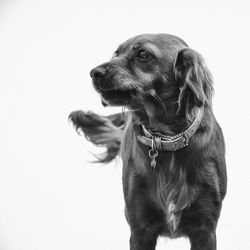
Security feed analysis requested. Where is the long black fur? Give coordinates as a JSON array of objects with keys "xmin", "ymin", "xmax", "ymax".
[{"xmin": 69, "ymin": 34, "xmax": 227, "ymax": 250}]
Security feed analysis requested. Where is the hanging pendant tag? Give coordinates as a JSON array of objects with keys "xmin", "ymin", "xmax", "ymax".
[
  {"xmin": 148, "ymin": 136, "xmax": 159, "ymax": 170},
  {"xmin": 150, "ymin": 156, "xmax": 157, "ymax": 169},
  {"xmin": 149, "ymin": 149, "xmax": 158, "ymax": 170}
]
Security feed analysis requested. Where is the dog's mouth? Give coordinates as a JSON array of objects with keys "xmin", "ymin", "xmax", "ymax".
[
  {"xmin": 98, "ymin": 88, "xmax": 137, "ymax": 106},
  {"xmin": 92, "ymin": 75, "xmax": 138, "ymax": 106}
]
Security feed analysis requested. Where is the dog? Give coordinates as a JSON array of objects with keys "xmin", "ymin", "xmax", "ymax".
[{"xmin": 69, "ymin": 34, "xmax": 227, "ymax": 250}]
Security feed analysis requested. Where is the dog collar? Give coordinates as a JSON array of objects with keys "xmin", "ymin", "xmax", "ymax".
[{"xmin": 136, "ymin": 107, "xmax": 204, "ymax": 168}]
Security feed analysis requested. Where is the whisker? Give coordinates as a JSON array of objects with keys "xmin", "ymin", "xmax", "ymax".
[{"xmin": 151, "ymin": 93, "xmax": 168, "ymax": 120}]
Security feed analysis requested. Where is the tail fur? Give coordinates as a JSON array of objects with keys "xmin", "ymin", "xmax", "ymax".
[{"xmin": 69, "ymin": 111, "xmax": 126, "ymax": 163}]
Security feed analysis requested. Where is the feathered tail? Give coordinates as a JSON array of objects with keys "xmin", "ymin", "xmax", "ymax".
[{"xmin": 69, "ymin": 111, "xmax": 126, "ymax": 163}]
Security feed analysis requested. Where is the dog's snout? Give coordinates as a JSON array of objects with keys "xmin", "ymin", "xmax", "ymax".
[{"xmin": 90, "ymin": 67, "xmax": 106, "ymax": 81}]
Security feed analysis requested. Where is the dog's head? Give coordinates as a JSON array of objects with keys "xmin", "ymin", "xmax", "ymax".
[{"xmin": 90, "ymin": 34, "xmax": 213, "ymax": 124}]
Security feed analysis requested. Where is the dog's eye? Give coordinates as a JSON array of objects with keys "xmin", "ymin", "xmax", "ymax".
[{"xmin": 136, "ymin": 49, "xmax": 151, "ymax": 60}]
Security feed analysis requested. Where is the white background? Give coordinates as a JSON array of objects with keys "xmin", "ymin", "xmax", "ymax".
[{"xmin": 0, "ymin": 0, "xmax": 250, "ymax": 249}]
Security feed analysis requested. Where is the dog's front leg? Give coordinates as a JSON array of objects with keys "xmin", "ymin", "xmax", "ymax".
[
  {"xmin": 123, "ymin": 165, "xmax": 163, "ymax": 250},
  {"xmin": 129, "ymin": 229, "xmax": 158, "ymax": 250},
  {"xmin": 189, "ymin": 230, "xmax": 216, "ymax": 250}
]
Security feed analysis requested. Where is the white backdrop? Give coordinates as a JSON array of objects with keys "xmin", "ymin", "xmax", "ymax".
[{"xmin": 0, "ymin": 0, "xmax": 250, "ymax": 249}]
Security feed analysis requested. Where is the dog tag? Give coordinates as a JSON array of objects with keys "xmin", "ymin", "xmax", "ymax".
[
  {"xmin": 149, "ymin": 149, "xmax": 158, "ymax": 170},
  {"xmin": 151, "ymin": 157, "xmax": 157, "ymax": 169}
]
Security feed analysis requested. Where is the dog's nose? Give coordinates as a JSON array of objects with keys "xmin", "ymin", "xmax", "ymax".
[{"xmin": 90, "ymin": 67, "xmax": 106, "ymax": 82}]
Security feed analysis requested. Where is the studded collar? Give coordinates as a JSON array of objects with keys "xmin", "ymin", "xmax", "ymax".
[{"xmin": 136, "ymin": 107, "xmax": 204, "ymax": 168}]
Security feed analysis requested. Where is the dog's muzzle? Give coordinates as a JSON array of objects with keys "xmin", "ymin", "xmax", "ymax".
[{"xmin": 90, "ymin": 66, "xmax": 107, "ymax": 91}]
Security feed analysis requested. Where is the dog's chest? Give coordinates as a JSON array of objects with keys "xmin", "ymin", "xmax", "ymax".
[
  {"xmin": 166, "ymin": 201, "xmax": 177, "ymax": 234},
  {"xmin": 152, "ymin": 154, "xmax": 191, "ymax": 235}
]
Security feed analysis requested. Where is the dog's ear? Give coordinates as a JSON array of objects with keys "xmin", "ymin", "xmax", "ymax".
[{"xmin": 174, "ymin": 48, "xmax": 213, "ymax": 112}]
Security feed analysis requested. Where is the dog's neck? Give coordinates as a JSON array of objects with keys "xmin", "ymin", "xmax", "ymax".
[
  {"xmin": 133, "ymin": 106, "xmax": 204, "ymax": 168},
  {"xmin": 133, "ymin": 106, "xmax": 201, "ymax": 136}
]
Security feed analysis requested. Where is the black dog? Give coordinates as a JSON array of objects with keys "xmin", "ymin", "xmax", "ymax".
[{"xmin": 70, "ymin": 34, "xmax": 227, "ymax": 250}]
